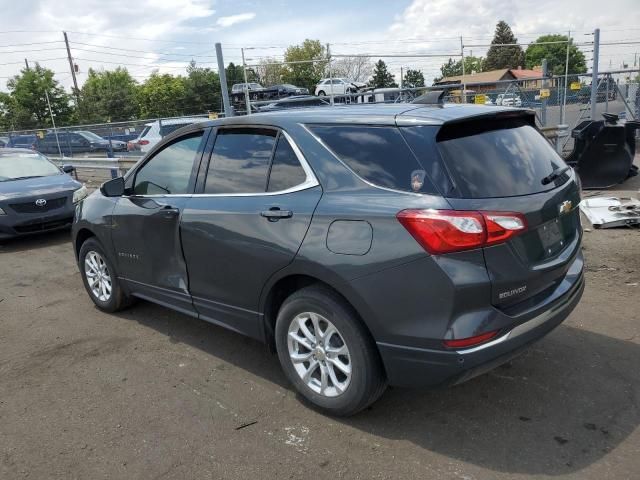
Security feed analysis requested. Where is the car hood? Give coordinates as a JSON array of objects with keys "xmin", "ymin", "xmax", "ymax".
[{"xmin": 0, "ymin": 174, "xmax": 81, "ymax": 201}]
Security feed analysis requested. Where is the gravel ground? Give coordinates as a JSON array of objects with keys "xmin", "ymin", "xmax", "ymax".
[{"xmin": 1, "ymin": 178, "xmax": 639, "ymax": 479}]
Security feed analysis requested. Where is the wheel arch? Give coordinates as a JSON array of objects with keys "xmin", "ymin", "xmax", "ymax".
[
  {"xmin": 259, "ymin": 266, "xmax": 379, "ymax": 355},
  {"xmin": 74, "ymin": 227, "xmax": 96, "ymax": 261}
]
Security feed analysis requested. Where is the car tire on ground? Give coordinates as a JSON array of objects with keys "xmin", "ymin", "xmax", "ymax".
[
  {"xmin": 317, "ymin": 91, "xmax": 326, "ymax": 96},
  {"xmin": 79, "ymin": 237, "xmax": 131, "ymax": 313},
  {"xmin": 275, "ymin": 285, "xmax": 387, "ymax": 416}
]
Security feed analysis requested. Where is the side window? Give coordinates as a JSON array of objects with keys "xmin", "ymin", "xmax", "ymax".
[
  {"xmin": 204, "ymin": 128, "xmax": 276, "ymax": 194},
  {"xmin": 267, "ymin": 136, "xmax": 307, "ymax": 192},
  {"xmin": 70, "ymin": 134, "xmax": 84, "ymax": 145},
  {"xmin": 309, "ymin": 125, "xmax": 436, "ymax": 194},
  {"xmin": 133, "ymin": 132, "xmax": 203, "ymax": 195}
]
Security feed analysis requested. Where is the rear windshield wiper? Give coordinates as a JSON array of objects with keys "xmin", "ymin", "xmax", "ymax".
[{"xmin": 541, "ymin": 166, "xmax": 570, "ymax": 185}]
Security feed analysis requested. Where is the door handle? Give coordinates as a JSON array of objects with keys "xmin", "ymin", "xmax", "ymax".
[
  {"xmin": 260, "ymin": 208, "xmax": 293, "ymax": 221},
  {"xmin": 160, "ymin": 206, "xmax": 180, "ymax": 218}
]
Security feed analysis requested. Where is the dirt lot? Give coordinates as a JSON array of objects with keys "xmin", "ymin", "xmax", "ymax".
[{"xmin": 1, "ymin": 181, "xmax": 639, "ymax": 479}]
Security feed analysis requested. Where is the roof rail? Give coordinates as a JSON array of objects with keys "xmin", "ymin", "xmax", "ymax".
[{"xmin": 412, "ymin": 90, "xmax": 446, "ymax": 105}]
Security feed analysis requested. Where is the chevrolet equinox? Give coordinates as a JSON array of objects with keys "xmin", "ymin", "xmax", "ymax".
[{"xmin": 73, "ymin": 104, "xmax": 584, "ymax": 416}]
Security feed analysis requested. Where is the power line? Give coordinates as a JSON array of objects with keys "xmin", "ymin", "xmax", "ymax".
[{"xmin": 0, "ymin": 40, "xmax": 65, "ymax": 49}]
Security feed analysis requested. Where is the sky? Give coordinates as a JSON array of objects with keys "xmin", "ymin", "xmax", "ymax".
[{"xmin": 1, "ymin": 0, "xmax": 639, "ymax": 92}]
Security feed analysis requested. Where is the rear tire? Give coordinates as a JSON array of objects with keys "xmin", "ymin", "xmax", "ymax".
[
  {"xmin": 275, "ymin": 285, "xmax": 386, "ymax": 416},
  {"xmin": 79, "ymin": 237, "xmax": 131, "ymax": 313}
]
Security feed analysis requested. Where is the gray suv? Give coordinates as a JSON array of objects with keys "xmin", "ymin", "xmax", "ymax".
[{"xmin": 72, "ymin": 104, "xmax": 584, "ymax": 416}]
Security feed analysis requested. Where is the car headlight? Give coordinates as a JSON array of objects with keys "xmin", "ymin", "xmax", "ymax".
[
  {"xmin": 73, "ymin": 185, "xmax": 88, "ymax": 204},
  {"xmin": 0, "ymin": 207, "xmax": 6, "ymax": 215}
]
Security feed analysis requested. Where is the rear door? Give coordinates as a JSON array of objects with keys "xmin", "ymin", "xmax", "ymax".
[
  {"xmin": 402, "ymin": 115, "xmax": 582, "ymax": 310},
  {"xmin": 180, "ymin": 127, "xmax": 321, "ymax": 340}
]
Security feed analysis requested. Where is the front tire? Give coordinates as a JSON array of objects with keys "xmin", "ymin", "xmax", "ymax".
[
  {"xmin": 317, "ymin": 90, "xmax": 326, "ymax": 96},
  {"xmin": 275, "ymin": 285, "xmax": 386, "ymax": 416},
  {"xmin": 79, "ymin": 237, "xmax": 131, "ymax": 313}
]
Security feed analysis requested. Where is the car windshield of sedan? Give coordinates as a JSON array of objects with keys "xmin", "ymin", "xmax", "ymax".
[
  {"xmin": 0, "ymin": 153, "xmax": 61, "ymax": 182},
  {"xmin": 77, "ymin": 131, "xmax": 104, "ymax": 141}
]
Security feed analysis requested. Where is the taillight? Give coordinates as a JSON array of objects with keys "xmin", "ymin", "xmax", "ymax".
[
  {"xmin": 138, "ymin": 140, "xmax": 149, "ymax": 145},
  {"xmin": 443, "ymin": 330, "xmax": 500, "ymax": 349},
  {"xmin": 397, "ymin": 209, "xmax": 527, "ymax": 254}
]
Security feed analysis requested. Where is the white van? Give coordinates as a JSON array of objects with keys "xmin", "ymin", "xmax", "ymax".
[{"xmin": 129, "ymin": 117, "xmax": 209, "ymax": 153}]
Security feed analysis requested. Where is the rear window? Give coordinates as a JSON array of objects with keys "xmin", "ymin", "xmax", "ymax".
[
  {"xmin": 309, "ymin": 125, "xmax": 435, "ymax": 194},
  {"xmin": 434, "ymin": 118, "xmax": 567, "ymax": 198}
]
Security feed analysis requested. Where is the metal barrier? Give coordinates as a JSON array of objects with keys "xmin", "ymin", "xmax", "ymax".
[{"xmin": 50, "ymin": 157, "xmax": 138, "ymax": 184}]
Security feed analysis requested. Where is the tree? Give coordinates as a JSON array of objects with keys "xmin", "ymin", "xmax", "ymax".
[
  {"xmin": 331, "ymin": 56, "xmax": 373, "ymax": 83},
  {"xmin": 137, "ymin": 72, "xmax": 186, "ymax": 118},
  {"xmin": 484, "ymin": 21, "xmax": 524, "ymax": 71},
  {"xmin": 256, "ymin": 58, "xmax": 286, "ymax": 86},
  {"xmin": 402, "ymin": 69, "xmax": 424, "ymax": 88},
  {"xmin": 78, "ymin": 67, "xmax": 139, "ymax": 123},
  {"xmin": 282, "ymin": 39, "xmax": 327, "ymax": 91},
  {"xmin": 5, "ymin": 64, "xmax": 72, "ymax": 129},
  {"xmin": 225, "ymin": 62, "xmax": 258, "ymax": 90},
  {"xmin": 525, "ymin": 34, "xmax": 586, "ymax": 75},
  {"xmin": 369, "ymin": 60, "xmax": 397, "ymax": 88},
  {"xmin": 434, "ymin": 56, "xmax": 484, "ymax": 82},
  {"xmin": 183, "ymin": 61, "xmax": 222, "ymax": 114}
]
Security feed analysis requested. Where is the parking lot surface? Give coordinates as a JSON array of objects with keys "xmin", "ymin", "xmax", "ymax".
[{"xmin": 1, "ymin": 183, "xmax": 640, "ymax": 479}]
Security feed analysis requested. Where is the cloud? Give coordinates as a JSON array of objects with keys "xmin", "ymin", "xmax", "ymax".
[{"xmin": 216, "ymin": 12, "xmax": 256, "ymax": 28}]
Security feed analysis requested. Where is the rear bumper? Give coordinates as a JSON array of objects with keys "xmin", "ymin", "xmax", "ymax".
[{"xmin": 377, "ymin": 269, "xmax": 584, "ymax": 388}]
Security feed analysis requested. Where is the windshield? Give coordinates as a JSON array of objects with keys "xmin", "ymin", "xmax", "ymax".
[
  {"xmin": 77, "ymin": 131, "xmax": 104, "ymax": 141},
  {"xmin": 0, "ymin": 153, "xmax": 61, "ymax": 181}
]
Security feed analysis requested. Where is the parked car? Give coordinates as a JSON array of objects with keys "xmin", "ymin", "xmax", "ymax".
[
  {"xmin": 231, "ymin": 82, "xmax": 264, "ymax": 94},
  {"xmin": 73, "ymin": 104, "xmax": 584, "ymax": 416},
  {"xmin": 128, "ymin": 117, "xmax": 208, "ymax": 153},
  {"xmin": 0, "ymin": 136, "xmax": 9, "ymax": 148},
  {"xmin": 257, "ymin": 95, "xmax": 330, "ymax": 111},
  {"xmin": 273, "ymin": 84, "xmax": 309, "ymax": 96},
  {"xmin": 36, "ymin": 131, "xmax": 127, "ymax": 155},
  {"xmin": 496, "ymin": 93, "xmax": 523, "ymax": 107},
  {"xmin": 6, "ymin": 135, "xmax": 37, "ymax": 150},
  {"xmin": 0, "ymin": 148, "xmax": 85, "ymax": 239},
  {"xmin": 314, "ymin": 78, "xmax": 367, "ymax": 96}
]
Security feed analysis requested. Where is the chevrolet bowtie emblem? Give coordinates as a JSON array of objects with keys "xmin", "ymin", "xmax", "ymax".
[{"xmin": 559, "ymin": 200, "xmax": 572, "ymax": 215}]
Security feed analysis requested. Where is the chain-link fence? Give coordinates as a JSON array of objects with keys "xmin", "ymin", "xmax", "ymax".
[{"xmin": 0, "ymin": 114, "xmax": 211, "ymax": 159}]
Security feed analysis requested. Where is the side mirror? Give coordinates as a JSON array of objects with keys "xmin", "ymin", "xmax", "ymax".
[
  {"xmin": 100, "ymin": 176, "xmax": 125, "ymax": 197},
  {"xmin": 61, "ymin": 164, "xmax": 75, "ymax": 174}
]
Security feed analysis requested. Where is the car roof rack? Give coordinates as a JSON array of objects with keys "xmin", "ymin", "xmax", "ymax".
[{"xmin": 412, "ymin": 90, "xmax": 446, "ymax": 105}]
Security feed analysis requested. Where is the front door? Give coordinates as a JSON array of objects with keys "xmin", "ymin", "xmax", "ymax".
[
  {"xmin": 111, "ymin": 129, "xmax": 208, "ymax": 314},
  {"xmin": 180, "ymin": 127, "xmax": 322, "ymax": 340}
]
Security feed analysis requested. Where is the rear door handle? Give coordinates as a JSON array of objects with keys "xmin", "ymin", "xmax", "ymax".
[{"xmin": 260, "ymin": 208, "xmax": 293, "ymax": 221}]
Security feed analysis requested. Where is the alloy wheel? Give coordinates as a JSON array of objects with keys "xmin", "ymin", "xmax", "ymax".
[
  {"xmin": 84, "ymin": 251, "xmax": 112, "ymax": 302},
  {"xmin": 287, "ymin": 312, "xmax": 352, "ymax": 397}
]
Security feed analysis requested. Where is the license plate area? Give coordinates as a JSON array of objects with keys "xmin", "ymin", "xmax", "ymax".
[{"xmin": 538, "ymin": 218, "xmax": 564, "ymax": 255}]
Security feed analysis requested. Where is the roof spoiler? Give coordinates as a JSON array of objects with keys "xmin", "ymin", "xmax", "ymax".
[{"xmin": 412, "ymin": 90, "xmax": 446, "ymax": 105}]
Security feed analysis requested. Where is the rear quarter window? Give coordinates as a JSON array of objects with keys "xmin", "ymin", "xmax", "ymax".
[{"xmin": 309, "ymin": 125, "xmax": 436, "ymax": 194}]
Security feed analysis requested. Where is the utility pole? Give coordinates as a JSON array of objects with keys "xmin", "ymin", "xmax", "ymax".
[
  {"xmin": 590, "ymin": 28, "xmax": 600, "ymax": 120},
  {"xmin": 45, "ymin": 90, "xmax": 62, "ymax": 158},
  {"xmin": 63, "ymin": 31, "xmax": 80, "ymax": 104},
  {"xmin": 560, "ymin": 30, "xmax": 571, "ymax": 125},
  {"xmin": 541, "ymin": 59, "xmax": 548, "ymax": 126},
  {"xmin": 24, "ymin": 58, "xmax": 30, "ymax": 70},
  {"xmin": 460, "ymin": 36, "xmax": 466, "ymax": 103},
  {"xmin": 400, "ymin": 66, "xmax": 403, "ymax": 89},
  {"xmin": 215, "ymin": 42, "xmax": 233, "ymax": 117},
  {"xmin": 241, "ymin": 48, "xmax": 251, "ymax": 115}
]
